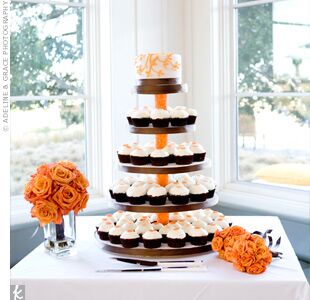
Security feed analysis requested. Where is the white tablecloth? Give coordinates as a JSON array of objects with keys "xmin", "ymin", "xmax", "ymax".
[{"xmin": 11, "ymin": 216, "xmax": 309, "ymax": 300}]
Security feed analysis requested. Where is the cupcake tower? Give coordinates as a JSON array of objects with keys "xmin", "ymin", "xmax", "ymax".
[{"xmin": 99, "ymin": 53, "xmax": 219, "ymax": 256}]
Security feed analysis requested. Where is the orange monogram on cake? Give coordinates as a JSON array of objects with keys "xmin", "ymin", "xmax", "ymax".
[{"xmin": 24, "ymin": 160, "xmax": 89, "ymax": 226}]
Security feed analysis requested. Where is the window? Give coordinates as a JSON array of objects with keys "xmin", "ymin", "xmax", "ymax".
[
  {"xmin": 10, "ymin": 0, "xmax": 111, "ymax": 223},
  {"xmin": 235, "ymin": 0, "xmax": 310, "ymax": 191}
]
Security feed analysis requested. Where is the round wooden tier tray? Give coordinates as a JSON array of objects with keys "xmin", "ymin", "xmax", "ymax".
[
  {"xmin": 133, "ymin": 83, "xmax": 188, "ymax": 94},
  {"xmin": 129, "ymin": 125, "xmax": 196, "ymax": 134},
  {"xmin": 95, "ymin": 233, "xmax": 212, "ymax": 257},
  {"xmin": 118, "ymin": 159, "xmax": 211, "ymax": 174},
  {"xmin": 112, "ymin": 194, "xmax": 218, "ymax": 213}
]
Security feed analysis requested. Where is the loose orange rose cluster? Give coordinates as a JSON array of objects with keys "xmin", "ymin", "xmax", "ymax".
[
  {"xmin": 212, "ymin": 226, "xmax": 272, "ymax": 275},
  {"xmin": 24, "ymin": 161, "xmax": 89, "ymax": 226}
]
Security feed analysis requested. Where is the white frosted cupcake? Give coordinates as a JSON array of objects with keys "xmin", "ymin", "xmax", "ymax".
[
  {"xmin": 144, "ymin": 142, "xmax": 155, "ymax": 156},
  {"xmin": 142, "ymin": 230, "xmax": 162, "ymax": 248},
  {"xmin": 130, "ymin": 147, "xmax": 150, "ymax": 165},
  {"xmin": 170, "ymin": 109, "xmax": 189, "ymax": 126},
  {"xmin": 112, "ymin": 183, "xmax": 130, "ymax": 202},
  {"xmin": 120, "ymin": 230, "xmax": 140, "ymax": 248},
  {"xmin": 112, "ymin": 210, "xmax": 125, "ymax": 222},
  {"xmin": 167, "ymin": 228, "xmax": 186, "ymax": 248},
  {"xmin": 131, "ymin": 108, "xmax": 150, "ymax": 127},
  {"xmin": 122, "ymin": 221, "xmax": 137, "ymax": 231},
  {"xmin": 108, "ymin": 225, "xmax": 124, "ymax": 244},
  {"xmin": 205, "ymin": 222, "xmax": 222, "ymax": 241},
  {"xmin": 165, "ymin": 142, "xmax": 177, "ymax": 163},
  {"xmin": 117, "ymin": 144, "xmax": 132, "ymax": 163},
  {"xmin": 126, "ymin": 184, "xmax": 147, "ymax": 205},
  {"xmin": 190, "ymin": 142, "xmax": 206, "ymax": 162},
  {"xmin": 188, "ymin": 226, "xmax": 208, "ymax": 245},
  {"xmin": 174, "ymin": 145, "xmax": 194, "ymax": 165},
  {"xmin": 147, "ymin": 185, "xmax": 167, "ymax": 205},
  {"xmin": 150, "ymin": 108, "xmax": 170, "ymax": 127},
  {"xmin": 159, "ymin": 225, "xmax": 171, "ymax": 243},
  {"xmin": 214, "ymin": 216, "xmax": 230, "ymax": 229},
  {"xmin": 135, "ymin": 220, "xmax": 154, "ymax": 240},
  {"xmin": 98, "ymin": 221, "xmax": 114, "ymax": 240},
  {"xmin": 168, "ymin": 183, "xmax": 190, "ymax": 205},
  {"xmin": 187, "ymin": 108, "xmax": 198, "ymax": 125},
  {"xmin": 189, "ymin": 182, "xmax": 208, "ymax": 202},
  {"xmin": 152, "ymin": 222, "xmax": 164, "ymax": 231},
  {"xmin": 150, "ymin": 149, "xmax": 169, "ymax": 166}
]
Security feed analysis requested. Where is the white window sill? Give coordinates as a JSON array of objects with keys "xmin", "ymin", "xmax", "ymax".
[
  {"xmin": 11, "ymin": 194, "xmax": 113, "ymax": 229},
  {"xmin": 218, "ymin": 182, "xmax": 310, "ymax": 223}
]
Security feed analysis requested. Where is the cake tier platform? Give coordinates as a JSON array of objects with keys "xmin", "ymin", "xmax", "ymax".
[
  {"xmin": 129, "ymin": 124, "xmax": 196, "ymax": 134},
  {"xmin": 112, "ymin": 193, "xmax": 218, "ymax": 213},
  {"xmin": 133, "ymin": 83, "xmax": 188, "ymax": 94},
  {"xmin": 95, "ymin": 232, "xmax": 212, "ymax": 257},
  {"xmin": 118, "ymin": 159, "xmax": 211, "ymax": 174}
]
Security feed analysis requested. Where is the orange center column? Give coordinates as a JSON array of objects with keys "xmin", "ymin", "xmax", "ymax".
[{"xmin": 155, "ymin": 94, "xmax": 169, "ymax": 225}]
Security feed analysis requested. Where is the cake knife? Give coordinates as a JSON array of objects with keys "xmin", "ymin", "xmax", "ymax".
[{"xmin": 97, "ymin": 266, "xmax": 206, "ymax": 272}]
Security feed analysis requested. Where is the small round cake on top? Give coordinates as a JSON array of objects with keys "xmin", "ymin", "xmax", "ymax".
[
  {"xmin": 167, "ymin": 228, "xmax": 186, "ymax": 248},
  {"xmin": 142, "ymin": 230, "xmax": 162, "ymax": 248},
  {"xmin": 150, "ymin": 108, "xmax": 170, "ymax": 127},
  {"xmin": 120, "ymin": 230, "xmax": 140, "ymax": 248}
]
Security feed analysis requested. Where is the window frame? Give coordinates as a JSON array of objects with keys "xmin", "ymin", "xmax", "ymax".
[
  {"xmin": 209, "ymin": 0, "xmax": 309, "ymax": 221},
  {"xmin": 10, "ymin": 0, "xmax": 113, "ymax": 226}
]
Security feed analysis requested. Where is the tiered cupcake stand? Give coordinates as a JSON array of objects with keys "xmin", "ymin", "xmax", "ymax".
[{"xmin": 96, "ymin": 79, "xmax": 219, "ymax": 256}]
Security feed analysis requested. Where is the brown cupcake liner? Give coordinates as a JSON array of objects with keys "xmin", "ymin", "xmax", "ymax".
[
  {"xmin": 167, "ymin": 237, "xmax": 186, "ymax": 248},
  {"xmin": 168, "ymin": 194, "xmax": 189, "ymax": 205},
  {"xmin": 118, "ymin": 153, "xmax": 131, "ymax": 163},
  {"xmin": 98, "ymin": 231, "xmax": 109, "ymax": 241},
  {"xmin": 190, "ymin": 235, "xmax": 208, "ymax": 246},
  {"xmin": 170, "ymin": 117, "xmax": 188, "ymax": 126},
  {"xmin": 189, "ymin": 193, "xmax": 208, "ymax": 202},
  {"xmin": 128, "ymin": 196, "xmax": 146, "ymax": 205},
  {"xmin": 131, "ymin": 118, "xmax": 150, "ymax": 127},
  {"xmin": 143, "ymin": 238, "xmax": 162, "ymax": 249},
  {"xmin": 130, "ymin": 155, "xmax": 150, "ymax": 165},
  {"xmin": 151, "ymin": 118, "xmax": 170, "ymax": 128},
  {"xmin": 206, "ymin": 189, "xmax": 215, "ymax": 198},
  {"xmin": 187, "ymin": 115, "xmax": 197, "ymax": 125},
  {"xmin": 150, "ymin": 156, "xmax": 169, "ymax": 166},
  {"xmin": 193, "ymin": 152, "xmax": 206, "ymax": 162},
  {"xmin": 120, "ymin": 238, "xmax": 140, "ymax": 248},
  {"xmin": 113, "ymin": 193, "xmax": 128, "ymax": 203},
  {"xmin": 148, "ymin": 195, "xmax": 167, "ymax": 205},
  {"xmin": 108, "ymin": 234, "xmax": 121, "ymax": 244},
  {"xmin": 175, "ymin": 155, "xmax": 194, "ymax": 165}
]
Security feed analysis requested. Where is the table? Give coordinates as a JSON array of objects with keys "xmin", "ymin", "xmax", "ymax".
[{"xmin": 11, "ymin": 216, "xmax": 310, "ymax": 300}]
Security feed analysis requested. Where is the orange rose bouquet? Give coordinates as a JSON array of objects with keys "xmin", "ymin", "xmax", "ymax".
[
  {"xmin": 24, "ymin": 161, "xmax": 89, "ymax": 226},
  {"xmin": 212, "ymin": 226, "xmax": 273, "ymax": 275}
]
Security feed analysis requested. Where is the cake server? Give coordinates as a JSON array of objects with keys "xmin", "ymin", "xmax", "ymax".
[
  {"xmin": 97, "ymin": 266, "xmax": 206, "ymax": 272},
  {"xmin": 112, "ymin": 257, "xmax": 205, "ymax": 267}
]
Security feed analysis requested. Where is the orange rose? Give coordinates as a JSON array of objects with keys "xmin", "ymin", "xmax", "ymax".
[
  {"xmin": 50, "ymin": 164, "xmax": 76, "ymax": 184},
  {"xmin": 32, "ymin": 174, "xmax": 52, "ymax": 199},
  {"xmin": 246, "ymin": 262, "xmax": 266, "ymax": 274},
  {"xmin": 73, "ymin": 192, "xmax": 89, "ymax": 214},
  {"xmin": 31, "ymin": 199, "xmax": 62, "ymax": 226},
  {"xmin": 239, "ymin": 253, "xmax": 256, "ymax": 267},
  {"xmin": 36, "ymin": 163, "xmax": 54, "ymax": 176},
  {"xmin": 24, "ymin": 180, "xmax": 36, "ymax": 204},
  {"xmin": 72, "ymin": 170, "xmax": 89, "ymax": 192},
  {"xmin": 59, "ymin": 160, "xmax": 77, "ymax": 171},
  {"xmin": 212, "ymin": 236, "xmax": 224, "ymax": 252},
  {"xmin": 219, "ymin": 250, "xmax": 226, "ymax": 260},
  {"xmin": 225, "ymin": 248, "xmax": 236, "ymax": 262},
  {"xmin": 52, "ymin": 185, "xmax": 81, "ymax": 214},
  {"xmin": 233, "ymin": 262, "xmax": 246, "ymax": 273},
  {"xmin": 228, "ymin": 226, "xmax": 247, "ymax": 237}
]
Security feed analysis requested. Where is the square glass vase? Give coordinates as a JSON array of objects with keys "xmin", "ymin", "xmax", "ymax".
[{"xmin": 43, "ymin": 211, "xmax": 76, "ymax": 257}]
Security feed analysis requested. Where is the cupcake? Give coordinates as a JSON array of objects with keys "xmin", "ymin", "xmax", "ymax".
[
  {"xmin": 112, "ymin": 210, "xmax": 125, "ymax": 222},
  {"xmin": 117, "ymin": 215, "xmax": 134, "ymax": 226},
  {"xmin": 117, "ymin": 144, "xmax": 132, "ymax": 163},
  {"xmin": 122, "ymin": 220, "xmax": 137, "ymax": 231},
  {"xmin": 126, "ymin": 184, "xmax": 147, "ymax": 205},
  {"xmin": 189, "ymin": 182, "xmax": 208, "ymax": 202},
  {"xmin": 135, "ymin": 220, "xmax": 154, "ymax": 241},
  {"xmin": 167, "ymin": 228, "xmax": 186, "ymax": 248},
  {"xmin": 201, "ymin": 215, "xmax": 213, "ymax": 224},
  {"xmin": 108, "ymin": 225, "xmax": 124, "ymax": 244},
  {"xmin": 131, "ymin": 108, "xmax": 150, "ymax": 127},
  {"xmin": 112, "ymin": 183, "xmax": 130, "ymax": 202},
  {"xmin": 187, "ymin": 108, "xmax": 198, "ymax": 125},
  {"xmin": 98, "ymin": 221, "xmax": 114, "ymax": 240},
  {"xmin": 165, "ymin": 142, "xmax": 177, "ymax": 163},
  {"xmin": 130, "ymin": 147, "xmax": 149, "ymax": 165},
  {"xmin": 104, "ymin": 214, "xmax": 116, "ymax": 224},
  {"xmin": 165, "ymin": 181, "xmax": 177, "ymax": 193},
  {"xmin": 201, "ymin": 208, "xmax": 214, "ymax": 218},
  {"xmin": 188, "ymin": 226, "xmax": 208, "ymax": 245},
  {"xmin": 214, "ymin": 217, "xmax": 230, "ymax": 229},
  {"xmin": 159, "ymin": 225, "xmax": 170, "ymax": 243},
  {"xmin": 120, "ymin": 230, "xmax": 140, "ymax": 248},
  {"xmin": 175, "ymin": 174, "xmax": 194, "ymax": 188},
  {"xmin": 126, "ymin": 108, "xmax": 138, "ymax": 125},
  {"xmin": 147, "ymin": 186, "xmax": 167, "ymax": 205},
  {"xmin": 170, "ymin": 109, "xmax": 189, "ymax": 126},
  {"xmin": 184, "ymin": 214, "xmax": 198, "ymax": 224},
  {"xmin": 210, "ymin": 210, "xmax": 224, "ymax": 220},
  {"xmin": 122, "ymin": 176, "xmax": 137, "ymax": 185},
  {"xmin": 180, "ymin": 222, "xmax": 194, "ymax": 242},
  {"xmin": 142, "ymin": 230, "xmax": 162, "ymax": 248},
  {"xmin": 150, "ymin": 108, "xmax": 170, "ymax": 127},
  {"xmin": 152, "ymin": 222, "xmax": 164, "ymax": 231},
  {"xmin": 144, "ymin": 142, "xmax": 155, "ymax": 157},
  {"xmin": 192, "ymin": 220, "xmax": 207, "ymax": 229},
  {"xmin": 190, "ymin": 142, "xmax": 206, "ymax": 162},
  {"xmin": 150, "ymin": 149, "xmax": 169, "ymax": 166},
  {"xmin": 169, "ymin": 212, "xmax": 185, "ymax": 222},
  {"xmin": 205, "ymin": 222, "xmax": 222, "ymax": 241},
  {"xmin": 197, "ymin": 176, "xmax": 216, "ymax": 198},
  {"xmin": 168, "ymin": 221, "xmax": 182, "ymax": 230},
  {"xmin": 168, "ymin": 184, "xmax": 190, "ymax": 205},
  {"xmin": 174, "ymin": 146, "xmax": 194, "ymax": 165}
]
